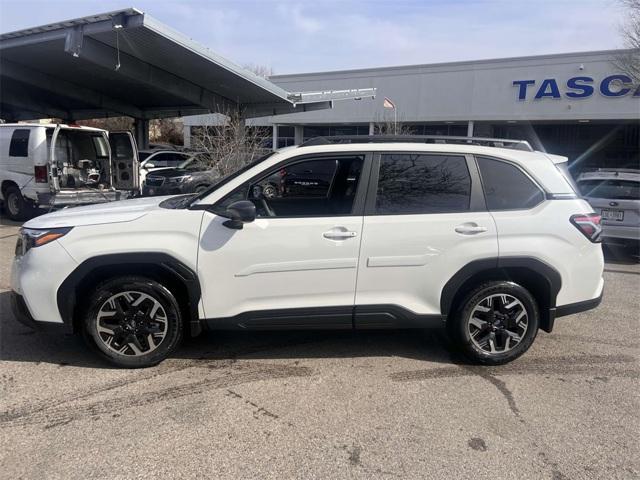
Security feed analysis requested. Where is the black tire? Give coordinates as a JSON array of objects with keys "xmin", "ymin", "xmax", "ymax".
[
  {"xmin": 82, "ymin": 276, "xmax": 183, "ymax": 368},
  {"xmin": 193, "ymin": 184, "xmax": 210, "ymax": 194},
  {"xmin": 447, "ymin": 281, "xmax": 539, "ymax": 365},
  {"xmin": 3, "ymin": 185, "xmax": 33, "ymax": 221}
]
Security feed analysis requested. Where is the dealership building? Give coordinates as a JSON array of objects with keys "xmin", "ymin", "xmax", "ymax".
[{"xmin": 185, "ymin": 49, "xmax": 639, "ymax": 173}]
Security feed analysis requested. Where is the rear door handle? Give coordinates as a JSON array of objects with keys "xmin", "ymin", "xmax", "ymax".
[
  {"xmin": 323, "ymin": 227, "xmax": 358, "ymax": 240},
  {"xmin": 455, "ymin": 223, "xmax": 488, "ymax": 235}
]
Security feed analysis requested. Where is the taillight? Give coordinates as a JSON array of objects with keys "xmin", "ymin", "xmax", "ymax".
[
  {"xmin": 570, "ymin": 213, "xmax": 602, "ymax": 243},
  {"xmin": 34, "ymin": 165, "xmax": 47, "ymax": 183}
]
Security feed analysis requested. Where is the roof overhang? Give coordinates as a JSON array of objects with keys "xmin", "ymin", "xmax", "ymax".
[{"xmin": 0, "ymin": 8, "xmax": 355, "ymax": 121}]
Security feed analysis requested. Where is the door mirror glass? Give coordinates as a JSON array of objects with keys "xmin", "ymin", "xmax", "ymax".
[{"xmin": 221, "ymin": 200, "xmax": 256, "ymax": 229}]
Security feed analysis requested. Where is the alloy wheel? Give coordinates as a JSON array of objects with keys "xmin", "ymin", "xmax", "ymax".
[
  {"xmin": 96, "ymin": 291, "xmax": 168, "ymax": 356},
  {"xmin": 467, "ymin": 293, "xmax": 529, "ymax": 354}
]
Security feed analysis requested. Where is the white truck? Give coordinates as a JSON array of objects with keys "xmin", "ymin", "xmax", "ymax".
[{"xmin": 0, "ymin": 123, "xmax": 139, "ymax": 220}]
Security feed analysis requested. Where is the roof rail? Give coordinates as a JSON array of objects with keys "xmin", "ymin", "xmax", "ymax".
[{"xmin": 298, "ymin": 135, "xmax": 534, "ymax": 152}]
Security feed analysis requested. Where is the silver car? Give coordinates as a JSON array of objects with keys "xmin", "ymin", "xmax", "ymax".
[{"xmin": 577, "ymin": 169, "xmax": 639, "ymax": 252}]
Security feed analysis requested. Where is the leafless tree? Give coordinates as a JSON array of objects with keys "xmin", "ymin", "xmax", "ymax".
[
  {"xmin": 150, "ymin": 118, "xmax": 184, "ymax": 145},
  {"xmin": 243, "ymin": 63, "xmax": 274, "ymax": 79},
  {"xmin": 373, "ymin": 112, "xmax": 413, "ymax": 135},
  {"xmin": 77, "ymin": 116, "xmax": 134, "ymax": 131},
  {"xmin": 614, "ymin": 0, "xmax": 640, "ymax": 83},
  {"xmin": 190, "ymin": 107, "xmax": 270, "ymax": 177}
]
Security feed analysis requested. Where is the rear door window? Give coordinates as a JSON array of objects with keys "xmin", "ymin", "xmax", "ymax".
[
  {"xmin": 9, "ymin": 129, "xmax": 30, "ymax": 157},
  {"xmin": 476, "ymin": 156, "xmax": 545, "ymax": 210},
  {"xmin": 374, "ymin": 153, "xmax": 471, "ymax": 215}
]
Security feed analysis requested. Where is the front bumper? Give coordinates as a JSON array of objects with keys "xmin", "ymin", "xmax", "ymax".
[
  {"xmin": 10, "ymin": 292, "xmax": 72, "ymax": 333},
  {"xmin": 142, "ymin": 185, "xmax": 184, "ymax": 196},
  {"xmin": 11, "ymin": 239, "xmax": 78, "ymax": 325}
]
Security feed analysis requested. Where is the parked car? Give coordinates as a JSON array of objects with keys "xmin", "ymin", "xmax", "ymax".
[
  {"xmin": 142, "ymin": 154, "xmax": 220, "ymax": 196},
  {"xmin": 138, "ymin": 150, "xmax": 193, "ymax": 186},
  {"xmin": 576, "ymin": 169, "xmax": 639, "ymax": 252},
  {"xmin": 11, "ymin": 136, "xmax": 604, "ymax": 368},
  {"xmin": 0, "ymin": 124, "xmax": 138, "ymax": 220}
]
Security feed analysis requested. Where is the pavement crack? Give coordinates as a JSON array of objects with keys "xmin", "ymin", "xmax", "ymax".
[{"xmin": 1, "ymin": 363, "xmax": 311, "ymax": 428}]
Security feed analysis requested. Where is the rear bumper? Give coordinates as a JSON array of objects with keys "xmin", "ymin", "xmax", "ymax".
[
  {"xmin": 601, "ymin": 224, "xmax": 640, "ymax": 241},
  {"xmin": 545, "ymin": 290, "xmax": 603, "ymax": 333},
  {"xmin": 10, "ymin": 292, "xmax": 72, "ymax": 333},
  {"xmin": 555, "ymin": 291, "xmax": 603, "ymax": 318}
]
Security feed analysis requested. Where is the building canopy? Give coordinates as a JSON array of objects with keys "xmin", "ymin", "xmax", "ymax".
[{"xmin": 0, "ymin": 8, "xmax": 374, "ymax": 122}]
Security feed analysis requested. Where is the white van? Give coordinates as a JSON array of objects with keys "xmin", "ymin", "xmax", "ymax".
[{"xmin": 0, "ymin": 124, "xmax": 139, "ymax": 220}]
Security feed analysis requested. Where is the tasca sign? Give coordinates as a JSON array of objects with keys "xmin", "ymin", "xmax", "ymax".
[{"xmin": 513, "ymin": 75, "xmax": 640, "ymax": 100}]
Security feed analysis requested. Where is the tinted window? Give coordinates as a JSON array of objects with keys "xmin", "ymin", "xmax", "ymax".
[
  {"xmin": 477, "ymin": 156, "xmax": 545, "ymax": 210},
  {"xmin": 217, "ymin": 156, "xmax": 364, "ymax": 217},
  {"xmin": 9, "ymin": 129, "xmax": 30, "ymax": 157},
  {"xmin": 375, "ymin": 154, "xmax": 471, "ymax": 215},
  {"xmin": 578, "ymin": 179, "xmax": 639, "ymax": 200},
  {"xmin": 110, "ymin": 135, "xmax": 134, "ymax": 160}
]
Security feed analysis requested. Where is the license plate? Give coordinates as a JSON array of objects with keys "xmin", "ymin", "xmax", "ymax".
[{"xmin": 601, "ymin": 209, "xmax": 624, "ymax": 221}]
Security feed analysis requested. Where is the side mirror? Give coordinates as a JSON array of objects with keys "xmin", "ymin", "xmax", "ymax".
[
  {"xmin": 143, "ymin": 162, "xmax": 155, "ymax": 169},
  {"xmin": 222, "ymin": 200, "xmax": 256, "ymax": 229}
]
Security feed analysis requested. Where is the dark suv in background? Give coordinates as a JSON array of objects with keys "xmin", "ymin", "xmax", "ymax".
[{"xmin": 143, "ymin": 154, "xmax": 220, "ymax": 196}]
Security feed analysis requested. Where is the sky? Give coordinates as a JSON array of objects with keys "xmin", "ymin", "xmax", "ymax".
[{"xmin": 0, "ymin": 0, "xmax": 628, "ymax": 75}]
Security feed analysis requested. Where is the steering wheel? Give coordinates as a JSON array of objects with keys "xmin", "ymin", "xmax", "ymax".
[{"xmin": 251, "ymin": 184, "xmax": 276, "ymax": 217}]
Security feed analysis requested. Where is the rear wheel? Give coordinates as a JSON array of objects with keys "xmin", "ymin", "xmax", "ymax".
[
  {"xmin": 3, "ymin": 185, "xmax": 33, "ymax": 221},
  {"xmin": 82, "ymin": 276, "xmax": 183, "ymax": 368},
  {"xmin": 448, "ymin": 281, "xmax": 539, "ymax": 365}
]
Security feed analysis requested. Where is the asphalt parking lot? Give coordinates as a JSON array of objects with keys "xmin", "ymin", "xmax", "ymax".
[{"xmin": 0, "ymin": 217, "xmax": 638, "ymax": 480}]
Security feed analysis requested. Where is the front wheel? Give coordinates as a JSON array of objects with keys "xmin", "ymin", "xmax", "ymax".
[
  {"xmin": 82, "ymin": 276, "xmax": 183, "ymax": 368},
  {"xmin": 447, "ymin": 281, "xmax": 539, "ymax": 365}
]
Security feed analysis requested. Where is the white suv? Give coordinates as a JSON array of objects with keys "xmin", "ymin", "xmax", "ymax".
[{"xmin": 11, "ymin": 136, "xmax": 604, "ymax": 368}]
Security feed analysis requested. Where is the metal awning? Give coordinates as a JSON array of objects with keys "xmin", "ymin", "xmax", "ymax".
[{"xmin": 0, "ymin": 8, "xmax": 375, "ymax": 121}]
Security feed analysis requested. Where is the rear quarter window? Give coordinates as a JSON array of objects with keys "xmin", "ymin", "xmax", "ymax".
[
  {"xmin": 9, "ymin": 129, "xmax": 30, "ymax": 157},
  {"xmin": 477, "ymin": 156, "xmax": 545, "ymax": 210}
]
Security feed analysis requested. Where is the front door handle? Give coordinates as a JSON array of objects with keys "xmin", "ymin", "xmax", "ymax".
[
  {"xmin": 455, "ymin": 223, "xmax": 488, "ymax": 235},
  {"xmin": 323, "ymin": 227, "xmax": 358, "ymax": 240}
]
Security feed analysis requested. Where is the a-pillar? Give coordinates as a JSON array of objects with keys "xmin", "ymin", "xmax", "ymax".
[{"xmin": 134, "ymin": 118, "xmax": 150, "ymax": 150}]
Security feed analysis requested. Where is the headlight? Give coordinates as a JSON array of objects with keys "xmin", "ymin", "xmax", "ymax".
[
  {"xmin": 166, "ymin": 175, "xmax": 191, "ymax": 184},
  {"xmin": 19, "ymin": 227, "xmax": 73, "ymax": 254}
]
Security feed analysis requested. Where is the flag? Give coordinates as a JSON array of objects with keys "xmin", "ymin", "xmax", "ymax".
[{"xmin": 383, "ymin": 97, "xmax": 395, "ymax": 109}]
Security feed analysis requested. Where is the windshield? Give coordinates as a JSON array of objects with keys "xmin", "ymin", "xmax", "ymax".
[
  {"xmin": 178, "ymin": 154, "xmax": 208, "ymax": 171},
  {"xmin": 186, "ymin": 151, "xmax": 276, "ymax": 207},
  {"xmin": 578, "ymin": 179, "xmax": 640, "ymax": 200}
]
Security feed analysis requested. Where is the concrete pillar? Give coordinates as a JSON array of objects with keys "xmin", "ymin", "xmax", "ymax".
[
  {"xmin": 272, "ymin": 124, "xmax": 279, "ymax": 151},
  {"xmin": 134, "ymin": 118, "xmax": 150, "ymax": 150},
  {"xmin": 183, "ymin": 124, "xmax": 191, "ymax": 148},
  {"xmin": 467, "ymin": 120, "xmax": 474, "ymax": 138},
  {"xmin": 369, "ymin": 122, "xmax": 375, "ymax": 135},
  {"xmin": 294, "ymin": 125, "xmax": 304, "ymax": 145}
]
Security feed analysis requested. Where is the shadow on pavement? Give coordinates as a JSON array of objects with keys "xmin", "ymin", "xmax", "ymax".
[{"xmin": 0, "ymin": 290, "xmax": 459, "ymax": 369}]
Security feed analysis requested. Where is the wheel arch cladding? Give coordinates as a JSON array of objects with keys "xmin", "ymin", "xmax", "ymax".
[
  {"xmin": 440, "ymin": 257, "xmax": 562, "ymax": 333},
  {"xmin": 56, "ymin": 253, "xmax": 202, "ymax": 336}
]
